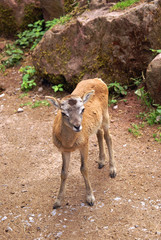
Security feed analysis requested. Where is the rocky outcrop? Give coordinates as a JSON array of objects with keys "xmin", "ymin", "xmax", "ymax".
[
  {"xmin": 40, "ymin": 0, "xmax": 64, "ymax": 21},
  {"xmin": 0, "ymin": 0, "xmax": 65, "ymax": 37},
  {"xmin": 146, "ymin": 53, "xmax": 161, "ymax": 104},
  {"xmin": 0, "ymin": 0, "xmax": 42, "ymax": 37},
  {"xmin": 32, "ymin": 0, "xmax": 161, "ymax": 90}
]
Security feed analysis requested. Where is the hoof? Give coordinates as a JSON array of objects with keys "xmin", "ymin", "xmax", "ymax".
[
  {"xmin": 53, "ymin": 200, "xmax": 61, "ymax": 209},
  {"xmin": 86, "ymin": 194, "xmax": 95, "ymax": 206},
  {"xmin": 98, "ymin": 162, "xmax": 105, "ymax": 169},
  {"xmin": 109, "ymin": 169, "xmax": 117, "ymax": 178}
]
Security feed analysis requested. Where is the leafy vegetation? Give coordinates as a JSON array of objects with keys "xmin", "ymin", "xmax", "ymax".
[
  {"xmin": 150, "ymin": 49, "xmax": 161, "ymax": 54},
  {"xmin": 130, "ymin": 77, "xmax": 142, "ymax": 87},
  {"xmin": 137, "ymin": 106, "xmax": 161, "ymax": 126},
  {"xmin": 52, "ymin": 84, "xmax": 64, "ymax": 93},
  {"xmin": 19, "ymin": 93, "xmax": 28, "ymax": 99},
  {"xmin": 110, "ymin": 0, "xmax": 140, "ymax": 11},
  {"xmin": 19, "ymin": 66, "xmax": 36, "ymax": 91},
  {"xmin": 108, "ymin": 81, "xmax": 128, "ymax": 105},
  {"xmin": 32, "ymin": 100, "xmax": 50, "ymax": 108},
  {"xmin": 16, "ymin": 15, "xmax": 72, "ymax": 50},
  {"xmin": 152, "ymin": 128, "xmax": 161, "ymax": 143},
  {"xmin": 108, "ymin": 82, "xmax": 128, "ymax": 96},
  {"xmin": 135, "ymin": 86, "xmax": 161, "ymax": 125},
  {"xmin": 128, "ymin": 123, "xmax": 144, "ymax": 137},
  {"xmin": 0, "ymin": 14, "xmax": 72, "ymax": 74},
  {"xmin": 135, "ymin": 87, "xmax": 152, "ymax": 108},
  {"xmin": 0, "ymin": 14, "xmax": 73, "ymax": 94},
  {"xmin": 0, "ymin": 44, "xmax": 23, "ymax": 71},
  {"xmin": 20, "ymin": 100, "xmax": 50, "ymax": 108},
  {"xmin": 16, "ymin": 20, "xmax": 46, "ymax": 50}
]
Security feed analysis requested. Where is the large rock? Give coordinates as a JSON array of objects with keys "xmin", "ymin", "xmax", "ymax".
[
  {"xmin": 32, "ymin": 0, "xmax": 161, "ymax": 89},
  {"xmin": 0, "ymin": 0, "xmax": 42, "ymax": 37},
  {"xmin": 39, "ymin": 0, "xmax": 64, "ymax": 21},
  {"xmin": 146, "ymin": 53, "xmax": 161, "ymax": 104},
  {"xmin": 0, "ymin": 0, "xmax": 65, "ymax": 37}
]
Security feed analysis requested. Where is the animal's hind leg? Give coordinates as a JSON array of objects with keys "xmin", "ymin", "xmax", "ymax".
[
  {"xmin": 96, "ymin": 129, "xmax": 106, "ymax": 169},
  {"xmin": 104, "ymin": 126, "xmax": 116, "ymax": 178},
  {"xmin": 103, "ymin": 111, "xmax": 116, "ymax": 178}
]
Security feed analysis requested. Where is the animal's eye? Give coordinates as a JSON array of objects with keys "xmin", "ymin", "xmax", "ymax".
[
  {"xmin": 62, "ymin": 112, "xmax": 68, "ymax": 117},
  {"xmin": 81, "ymin": 108, "xmax": 85, "ymax": 114}
]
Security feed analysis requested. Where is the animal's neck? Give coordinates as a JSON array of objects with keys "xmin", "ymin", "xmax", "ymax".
[{"xmin": 60, "ymin": 120, "xmax": 78, "ymax": 149}]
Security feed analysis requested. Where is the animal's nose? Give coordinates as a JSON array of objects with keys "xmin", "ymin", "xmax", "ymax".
[{"xmin": 73, "ymin": 125, "xmax": 81, "ymax": 132}]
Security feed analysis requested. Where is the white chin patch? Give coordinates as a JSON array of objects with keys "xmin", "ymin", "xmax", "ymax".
[{"xmin": 73, "ymin": 125, "xmax": 82, "ymax": 132}]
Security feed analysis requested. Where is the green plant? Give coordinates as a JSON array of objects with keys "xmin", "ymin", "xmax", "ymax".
[
  {"xmin": 0, "ymin": 14, "xmax": 73, "ymax": 72},
  {"xmin": 16, "ymin": 15, "xmax": 72, "ymax": 50},
  {"xmin": 150, "ymin": 49, "xmax": 161, "ymax": 54},
  {"xmin": 128, "ymin": 123, "xmax": 143, "ymax": 137},
  {"xmin": 19, "ymin": 66, "xmax": 36, "ymax": 91},
  {"xmin": 20, "ymin": 100, "xmax": 50, "ymax": 108},
  {"xmin": 46, "ymin": 14, "xmax": 72, "ymax": 29},
  {"xmin": 152, "ymin": 130, "xmax": 161, "ymax": 143},
  {"xmin": 136, "ymin": 105, "xmax": 161, "ymax": 126},
  {"xmin": 0, "ymin": 44, "xmax": 23, "ymax": 68},
  {"xmin": 108, "ymin": 96, "xmax": 118, "ymax": 106},
  {"xmin": 146, "ymin": 105, "xmax": 161, "ymax": 125},
  {"xmin": 52, "ymin": 84, "xmax": 64, "ymax": 93},
  {"xmin": 135, "ymin": 87, "xmax": 152, "ymax": 108},
  {"xmin": 16, "ymin": 20, "xmax": 46, "ymax": 50},
  {"xmin": 130, "ymin": 77, "xmax": 142, "ymax": 87},
  {"xmin": 20, "ymin": 101, "xmax": 32, "ymax": 107},
  {"xmin": 19, "ymin": 93, "xmax": 28, "ymax": 98},
  {"xmin": 110, "ymin": 0, "xmax": 140, "ymax": 11},
  {"xmin": 108, "ymin": 82, "xmax": 128, "ymax": 96},
  {"xmin": 0, "ymin": 64, "xmax": 5, "ymax": 72},
  {"xmin": 32, "ymin": 100, "xmax": 50, "ymax": 108}
]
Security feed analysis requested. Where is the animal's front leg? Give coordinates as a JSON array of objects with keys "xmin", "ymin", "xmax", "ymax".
[
  {"xmin": 53, "ymin": 152, "xmax": 70, "ymax": 209},
  {"xmin": 80, "ymin": 143, "xmax": 95, "ymax": 206}
]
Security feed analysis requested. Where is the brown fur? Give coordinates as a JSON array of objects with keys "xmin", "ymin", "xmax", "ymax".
[{"xmin": 46, "ymin": 78, "xmax": 116, "ymax": 208}]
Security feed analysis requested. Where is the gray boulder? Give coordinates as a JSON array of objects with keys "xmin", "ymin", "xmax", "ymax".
[
  {"xmin": 146, "ymin": 53, "xmax": 161, "ymax": 104},
  {"xmin": 32, "ymin": 0, "xmax": 161, "ymax": 89}
]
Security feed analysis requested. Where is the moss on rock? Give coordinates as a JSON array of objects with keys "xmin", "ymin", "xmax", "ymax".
[
  {"xmin": 0, "ymin": 5, "xmax": 17, "ymax": 38},
  {"xmin": 64, "ymin": 0, "xmax": 75, "ymax": 13},
  {"xmin": 0, "ymin": 3, "xmax": 43, "ymax": 38},
  {"xmin": 20, "ymin": 4, "xmax": 43, "ymax": 32}
]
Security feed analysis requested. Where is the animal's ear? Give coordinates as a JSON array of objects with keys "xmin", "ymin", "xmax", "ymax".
[
  {"xmin": 82, "ymin": 90, "xmax": 95, "ymax": 104},
  {"xmin": 45, "ymin": 96, "xmax": 61, "ymax": 109}
]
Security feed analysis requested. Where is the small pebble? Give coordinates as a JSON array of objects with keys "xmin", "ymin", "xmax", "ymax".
[
  {"xmin": 1, "ymin": 216, "xmax": 7, "ymax": 221},
  {"xmin": 29, "ymin": 217, "xmax": 34, "ymax": 223},
  {"xmin": 113, "ymin": 105, "xmax": 118, "ymax": 110},
  {"xmin": 103, "ymin": 226, "xmax": 108, "ymax": 230},
  {"xmin": 5, "ymin": 226, "xmax": 13, "ymax": 232},
  {"xmin": 51, "ymin": 209, "xmax": 56, "ymax": 216},
  {"xmin": 38, "ymin": 87, "xmax": 43, "ymax": 92},
  {"xmin": 114, "ymin": 197, "xmax": 121, "ymax": 201},
  {"xmin": 17, "ymin": 108, "xmax": 24, "ymax": 113}
]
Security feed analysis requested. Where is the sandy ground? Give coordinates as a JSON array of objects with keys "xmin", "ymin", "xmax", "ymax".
[{"xmin": 0, "ymin": 66, "xmax": 161, "ymax": 240}]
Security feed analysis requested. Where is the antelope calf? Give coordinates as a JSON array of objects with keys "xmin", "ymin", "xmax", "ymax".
[{"xmin": 46, "ymin": 78, "xmax": 116, "ymax": 209}]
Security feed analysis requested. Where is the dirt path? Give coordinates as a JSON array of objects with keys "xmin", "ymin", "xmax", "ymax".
[{"xmin": 0, "ymin": 67, "xmax": 160, "ymax": 240}]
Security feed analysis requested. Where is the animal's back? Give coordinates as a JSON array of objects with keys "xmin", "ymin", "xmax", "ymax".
[
  {"xmin": 72, "ymin": 78, "xmax": 109, "ymax": 136},
  {"xmin": 72, "ymin": 78, "xmax": 108, "ymax": 102}
]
